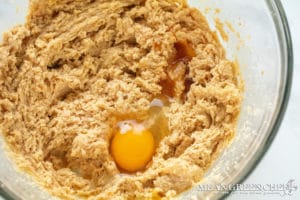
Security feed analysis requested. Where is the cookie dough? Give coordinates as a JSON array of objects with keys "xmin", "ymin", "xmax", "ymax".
[{"xmin": 0, "ymin": 0, "xmax": 242, "ymax": 199}]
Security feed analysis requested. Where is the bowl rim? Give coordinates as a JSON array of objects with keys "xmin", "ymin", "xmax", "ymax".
[{"xmin": 219, "ymin": 0, "xmax": 294, "ymax": 199}]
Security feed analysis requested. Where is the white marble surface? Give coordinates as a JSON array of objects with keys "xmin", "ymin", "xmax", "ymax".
[
  {"xmin": 0, "ymin": 0, "xmax": 299, "ymax": 200},
  {"xmin": 229, "ymin": 0, "xmax": 300, "ymax": 199}
]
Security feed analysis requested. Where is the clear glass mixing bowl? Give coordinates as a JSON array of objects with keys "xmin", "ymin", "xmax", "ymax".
[{"xmin": 0, "ymin": 0, "xmax": 293, "ymax": 199}]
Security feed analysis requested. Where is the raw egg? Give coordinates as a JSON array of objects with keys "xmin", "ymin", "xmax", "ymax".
[{"xmin": 111, "ymin": 120, "xmax": 155, "ymax": 172}]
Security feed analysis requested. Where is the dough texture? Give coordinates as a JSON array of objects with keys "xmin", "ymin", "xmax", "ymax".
[{"xmin": 0, "ymin": 0, "xmax": 242, "ymax": 199}]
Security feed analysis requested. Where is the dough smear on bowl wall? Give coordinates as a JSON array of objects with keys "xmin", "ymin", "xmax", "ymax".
[{"xmin": 0, "ymin": 0, "xmax": 242, "ymax": 199}]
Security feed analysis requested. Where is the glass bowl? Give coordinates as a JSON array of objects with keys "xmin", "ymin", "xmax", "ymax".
[{"xmin": 0, "ymin": 0, "xmax": 293, "ymax": 199}]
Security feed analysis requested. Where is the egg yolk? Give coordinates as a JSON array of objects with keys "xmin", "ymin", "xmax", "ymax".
[{"xmin": 111, "ymin": 121, "xmax": 155, "ymax": 172}]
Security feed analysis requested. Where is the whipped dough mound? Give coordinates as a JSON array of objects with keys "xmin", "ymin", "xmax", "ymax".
[{"xmin": 0, "ymin": 0, "xmax": 242, "ymax": 199}]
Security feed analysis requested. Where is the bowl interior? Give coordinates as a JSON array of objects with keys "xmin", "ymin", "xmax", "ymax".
[{"xmin": 181, "ymin": 0, "xmax": 290, "ymax": 199}]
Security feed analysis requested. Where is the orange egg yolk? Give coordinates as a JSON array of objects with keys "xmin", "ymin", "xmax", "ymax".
[{"xmin": 111, "ymin": 121, "xmax": 155, "ymax": 172}]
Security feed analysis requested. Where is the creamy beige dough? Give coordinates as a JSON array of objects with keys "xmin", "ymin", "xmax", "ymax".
[{"xmin": 0, "ymin": 0, "xmax": 242, "ymax": 199}]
